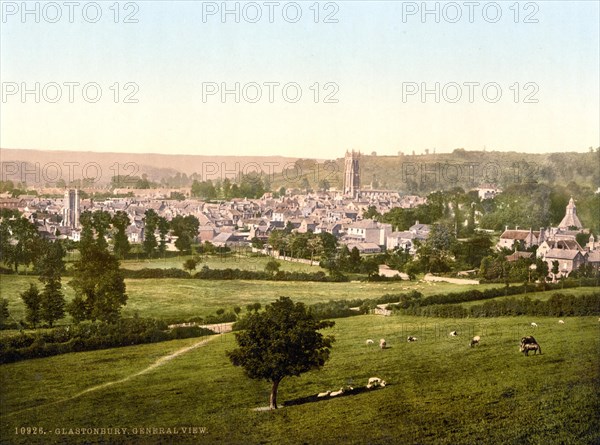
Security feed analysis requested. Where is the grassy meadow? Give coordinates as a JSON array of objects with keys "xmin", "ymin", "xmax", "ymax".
[
  {"xmin": 1, "ymin": 314, "xmax": 598, "ymax": 444},
  {"xmin": 119, "ymin": 253, "xmax": 319, "ymax": 273},
  {"xmin": 0, "ymin": 274, "xmax": 503, "ymax": 324}
]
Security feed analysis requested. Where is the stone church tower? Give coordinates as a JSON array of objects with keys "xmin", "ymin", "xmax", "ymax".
[{"xmin": 343, "ymin": 151, "xmax": 360, "ymax": 197}]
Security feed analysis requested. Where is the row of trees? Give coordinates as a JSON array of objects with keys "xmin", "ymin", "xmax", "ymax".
[
  {"xmin": 143, "ymin": 210, "xmax": 199, "ymax": 256},
  {"xmin": 191, "ymin": 176, "xmax": 273, "ymax": 200},
  {"xmin": 268, "ymin": 230, "xmax": 338, "ymax": 263},
  {"xmin": 13, "ymin": 210, "xmax": 129, "ymax": 328},
  {"xmin": 402, "ymin": 292, "xmax": 600, "ymax": 318}
]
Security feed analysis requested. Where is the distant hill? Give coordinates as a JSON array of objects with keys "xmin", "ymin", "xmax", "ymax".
[
  {"xmin": 272, "ymin": 149, "xmax": 600, "ymax": 193},
  {"xmin": 1, "ymin": 148, "xmax": 598, "ymax": 193},
  {"xmin": 0, "ymin": 148, "xmax": 301, "ymax": 186}
]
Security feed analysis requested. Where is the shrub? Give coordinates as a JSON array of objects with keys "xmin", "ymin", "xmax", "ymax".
[{"xmin": 0, "ymin": 317, "xmax": 215, "ymax": 364}]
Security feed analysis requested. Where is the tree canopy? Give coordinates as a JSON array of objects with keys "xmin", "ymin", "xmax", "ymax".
[{"xmin": 227, "ymin": 297, "xmax": 335, "ymax": 409}]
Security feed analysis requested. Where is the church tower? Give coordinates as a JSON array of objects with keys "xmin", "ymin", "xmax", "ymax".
[
  {"xmin": 343, "ymin": 150, "xmax": 360, "ymax": 197},
  {"xmin": 62, "ymin": 189, "xmax": 80, "ymax": 229}
]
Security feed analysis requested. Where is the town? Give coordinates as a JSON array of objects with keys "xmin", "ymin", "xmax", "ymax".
[{"xmin": 1, "ymin": 150, "xmax": 598, "ymax": 282}]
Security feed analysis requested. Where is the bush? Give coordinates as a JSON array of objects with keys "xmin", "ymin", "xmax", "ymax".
[
  {"xmin": 396, "ymin": 292, "xmax": 600, "ymax": 318},
  {"xmin": 121, "ymin": 268, "xmax": 191, "ymax": 279},
  {"xmin": 0, "ymin": 318, "xmax": 214, "ymax": 364},
  {"xmin": 194, "ymin": 267, "xmax": 348, "ymax": 282}
]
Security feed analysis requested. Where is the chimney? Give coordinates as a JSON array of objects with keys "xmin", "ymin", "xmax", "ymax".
[{"xmin": 505, "ymin": 225, "xmax": 508, "ymax": 232}]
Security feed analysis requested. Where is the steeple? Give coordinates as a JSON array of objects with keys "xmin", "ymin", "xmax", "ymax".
[{"xmin": 558, "ymin": 197, "xmax": 583, "ymax": 230}]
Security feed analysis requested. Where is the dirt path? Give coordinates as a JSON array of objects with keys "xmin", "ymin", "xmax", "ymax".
[
  {"xmin": 6, "ymin": 336, "xmax": 217, "ymax": 417},
  {"xmin": 424, "ymin": 273, "xmax": 480, "ymax": 285}
]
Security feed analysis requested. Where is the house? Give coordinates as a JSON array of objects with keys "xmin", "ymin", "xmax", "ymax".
[
  {"xmin": 344, "ymin": 242, "xmax": 382, "ymax": 254},
  {"xmin": 497, "ymin": 228, "xmax": 544, "ymax": 250},
  {"xmin": 126, "ymin": 223, "xmax": 144, "ymax": 243},
  {"xmin": 298, "ymin": 219, "xmax": 317, "ymax": 233},
  {"xmin": 346, "ymin": 219, "xmax": 392, "ymax": 246},
  {"xmin": 537, "ymin": 239, "xmax": 583, "ymax": 260},
  {"xmin": 386, "ymin": 231, "xmax": 416, "ymax": 252},
  {"xmin": 314, "ymin": 222, "xmax": 342, "ymax": 236},
  {"xmin": 505, "ymin": 251, "xmax": 533, "ymax": 262},
  {"xmin": 542, "ymin": 249, "xmax": 587, "ymax": 278}
]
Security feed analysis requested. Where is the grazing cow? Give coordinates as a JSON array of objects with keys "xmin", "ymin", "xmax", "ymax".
[
  {"xmin": 407, "ymin": 336, "xmax": 418, "ymax": 342},
  {"xmin": 366, "ymin": 339, "xmax": 374, "ymax": 345},
  {"xmin": 558, "ymin": 320, "xmax": 565, "ymax": 324},
  {"xmin": 470, "ymin": 336, "xmax": 480, "ymax": 347},
  {"xmin": 531, "ymin": 322, "xmax": 538, "ymax": 328},
  {"xmin": 317, "ymin": 391, "xmax": 330, "ymax": 398},
  {"xmin": 520, "ymin": 336, "xmax": 537, "ymax": 346},
  {"xmin": 330, "ymin": 388, "xmax": 345, "ymax": 397},
  {"xmin": 379, "ymin": 339, "xmax": 387, "ymax": 349},
  {"xmin": 520, "ymin": 342, "xmax": 542, "ymax": 356},
  {"xmin": 449, "ymin": 331, "xmax": 458, "ymax": 337}
]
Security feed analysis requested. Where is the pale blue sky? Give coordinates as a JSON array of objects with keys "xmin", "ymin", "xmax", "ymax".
[{"xmin": 1, "ymin": 1, "xmax": 598, "ymax": 158}]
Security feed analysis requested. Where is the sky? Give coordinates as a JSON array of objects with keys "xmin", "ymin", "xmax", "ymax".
[{"xmin": 1, "ymin": 1, "xmax": 599, "ymax": 159}]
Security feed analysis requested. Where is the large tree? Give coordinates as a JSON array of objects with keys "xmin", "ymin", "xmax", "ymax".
[
  {"xmin": 112, "ymin": 211, "xmax": 131, "ymax": 259},
  {"xmin": 20, "ymin": 283, "xmax": 42, "ymax": 328},
  {"xmin": 36, "ymin": 240, "xmax": 66, "ymax": 327},
  {"xmin": 227, "ymin": 297, "xmax": 335, "ymax": 410},
  {"xmin": 171, "ymin": 215, "xmax": 199, "ymax": 253},
  {"xmin": 0, "ymin": 215, "xmax": 39, "ymax": 273},
  {"xmin": 143, "ymin": 209, "xmax": 159, "ymax": 257},
  {"xmin": 68, "ymin": 211, "xmax": 127, "ymax": 323}
]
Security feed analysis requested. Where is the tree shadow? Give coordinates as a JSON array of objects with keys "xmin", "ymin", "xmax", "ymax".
[{"xmin": 282, "ymin": 385, "xmax": 389, "ymax": 407}]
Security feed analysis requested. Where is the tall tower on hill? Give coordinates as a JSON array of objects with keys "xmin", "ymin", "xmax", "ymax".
[
  {"xmin": 343, "ymin": 151, "xmax": 360, "ymax": 197},
  {"xmin": 62, "ymin": 189, "xmax": 80, "ymax": 228}
]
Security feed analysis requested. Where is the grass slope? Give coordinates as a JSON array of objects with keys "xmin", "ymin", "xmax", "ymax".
[
  {"xmin": 1, "ymin": 315, "xmax": 598, "ymax": 444},
  {"xmin": 0, "ymin": 275, "xmax": 501, "ymax": 323}
]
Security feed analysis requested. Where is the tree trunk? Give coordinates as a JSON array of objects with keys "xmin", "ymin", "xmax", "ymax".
[{"xmin": 269, "ymin": 379, "xmax": 281, "ymax": 410}]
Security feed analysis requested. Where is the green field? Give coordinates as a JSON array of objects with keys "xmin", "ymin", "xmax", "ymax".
[
  {"xmin": 119, "ymin": 253, "xmax": 319, "ymax": 273},
  {"xmin": 1, "ymin": 315, "xmax": 598, "ymax": 444},
  {"xmin": 1, "ymin": 275, "xmax": 503, "ymax": 324}
]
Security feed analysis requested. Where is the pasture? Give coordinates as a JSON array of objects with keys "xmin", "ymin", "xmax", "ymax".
[
  {"xmin": 0, "ymin": 274, "xmax": 503, "ymax": 324},
  {"xmin": 119, "ymin": 253, "xmax": 319, "ymax": 273},
  {"xmin": 1, "ymin": 315, "xmax": 598, "ymax": 444}
]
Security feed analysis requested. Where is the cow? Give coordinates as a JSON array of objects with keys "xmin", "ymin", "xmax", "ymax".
[
  {"xmin": 470, "ymin": 336, "xmax": 480, "ymax": 347},
  {"xmin": 407, "ymin": 336, "xmax": 418, "ymax": 342},
  {"xmin": 366, "ymin": 339, "xmax": 374, "ymax": 345},
  {"xmin": 530, "ymin": 322, "xmax": 538, "ymax": 328},
  {"xmin": 520, "ymin": 335, "xmax": 537, "ymax": 346},
  {"xmin": 379, "ymin": 339, "xmax": 387, "ymax": 349},
  {"xmin": 520, "ymin": 342, "xmax": 542, "ymax": 356},
  {"xmin": 558, "ymin": 320, "xmax": 565, "ymax": 324},
  {"xmin": 449, "ymin": 331, "xmax": 458, "ymax": 337}
]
